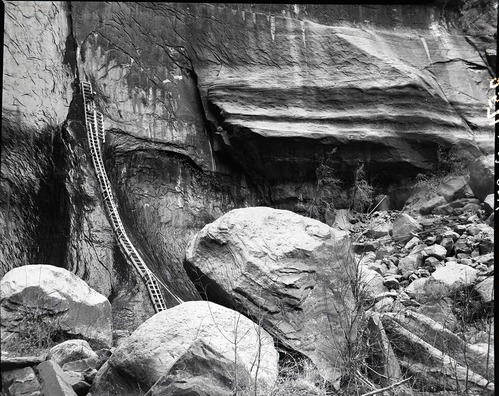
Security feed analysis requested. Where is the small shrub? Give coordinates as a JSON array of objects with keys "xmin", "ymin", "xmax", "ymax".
[
  {"xmin": 272, "ymin": 358, "xmax": 329, "ymax": 396},
  {"xmin": 308, "ymin": 151, "xmax": 375, "ymax": 223},
  {"xmin": 349, "ymin": 164, "xmax": 374, "ymax": 213},
  {"xmin": 2, "ymin": 307, "xmax": 63, "ymax": 356}
]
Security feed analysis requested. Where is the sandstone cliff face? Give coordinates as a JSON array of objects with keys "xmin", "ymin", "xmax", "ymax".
[
  {"xmin": 1, "ymin": 2, "xmax": 116, "ymax": 298},
  {"xmin": 2, "ymin": 1, "xmax": 495, "ymax": 322},
  {"xmin": 72, "ymin": 2, "xmax": 494, "ymax": 211}
]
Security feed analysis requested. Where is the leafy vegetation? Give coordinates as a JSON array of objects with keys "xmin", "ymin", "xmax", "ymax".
[{"xmin": 308, "ymin": 149, "xmax": 375, "ymax": 224}]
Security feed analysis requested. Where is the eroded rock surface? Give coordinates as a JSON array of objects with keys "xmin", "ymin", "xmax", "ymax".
[
  {"xmin": 71, "ymin": 2, "xmax": 494, "ymax": 215},
  {"xmin": 185, "ymin": 207, "xmax": 355, "ymax": 384},
  {"xmin": 91, "ymin": 301, "xmax": 278, "ymax": 396},
  {"xmin": 144, "ymin": 339, "xmax": 253, "ymax": 396}
]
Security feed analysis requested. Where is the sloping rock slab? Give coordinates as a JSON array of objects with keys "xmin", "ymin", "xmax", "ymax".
[
  {"xmin": 36, "ymin": 360, "xmax": 78, "ymax": 396},
  {"xmin": 1, "ymin": 265, "xmax": 112, "ymax": 348},
  {"xmin": 90, "ymin": 301, "xmax": 278, "ymax": 396},
  {"xmin": 1, "ymin": 356, "xmax": 45, "ymax": 371},
  {"xmin": 144, "ymin": 339, "xmax": 253, "ymax": 396},
  {"xmin": 185, "ymin": 207, "xmax": 355, "ymax": 385},
  {"xmin": 382, "ymin": 310, "xmax": 494, "ymax": 383}
]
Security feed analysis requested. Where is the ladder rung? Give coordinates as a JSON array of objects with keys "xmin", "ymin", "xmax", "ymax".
[{"xmin": 82, "ymin": 81, "xmax": 175, "ymax": 313}]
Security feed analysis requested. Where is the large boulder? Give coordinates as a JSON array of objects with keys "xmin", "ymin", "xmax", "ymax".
[
  {"xmin": 468, "ymin": 155, "xmax": 494, "ymax": 201},
  {"xmin": 144, "ymin": 339, "xmax": 253, "ymax": 396},
  {"xmin": 185, "ymin": 207, "xmax": 355, "ymax": 385},
  {"xmin": 91, "ymin": 301, "xmax": 278, "ymax": 396},
  {"xmin": 1, "ymin": 265, "xmax": 112, "ymax": 349}
]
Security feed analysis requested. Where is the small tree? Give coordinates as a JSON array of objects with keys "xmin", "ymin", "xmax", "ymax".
[{"xmin": 349, "ymin": 163, "xmax": 374, "ymax": 213}]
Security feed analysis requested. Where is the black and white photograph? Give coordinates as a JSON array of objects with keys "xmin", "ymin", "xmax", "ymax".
[{"xmin": 1, "ymin": 1, "xmax": 496, "ymax": 395}]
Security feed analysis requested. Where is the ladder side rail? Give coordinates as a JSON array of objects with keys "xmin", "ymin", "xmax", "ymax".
[{"xmin": 82, "ymin": 82, "xmax": 173, "ymax": 312}]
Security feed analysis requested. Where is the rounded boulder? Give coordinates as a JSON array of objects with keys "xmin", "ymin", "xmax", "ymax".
[
  {"xmin": 91, "ymin": 301, "xmax": 279, "ymax": 396},
  {"xmin": 1, "ymin": 265, "xmax": 112, "ymax": 349}
]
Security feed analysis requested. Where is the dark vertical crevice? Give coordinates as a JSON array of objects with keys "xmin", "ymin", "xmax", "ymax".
[
  {"xmin": 33, "ymin": 128, "xmax": 71, "ymax": 266},
  {"xmin": 33, "ymin": 1, "xmax": 84, "ymax": 268}
]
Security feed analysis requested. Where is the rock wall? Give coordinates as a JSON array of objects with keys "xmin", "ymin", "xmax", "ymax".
[
  {"xmin": 1, "ymin": 2, "xmax": 116, "ymax": 295},
  {"xmin": 2, "ymin": 1, "xmax": 495, "ymax": 326},
  {"xmin": 72, "ymin": 1, "xmax": 495, "ymax": 211}
]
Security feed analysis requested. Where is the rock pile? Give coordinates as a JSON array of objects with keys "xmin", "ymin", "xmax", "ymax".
[
  {"xmin": 1, "ymin": 339, "xmax": 112, "ymax": 396},
  {"xmin": 1, "ymin": 300, "xmax": 278, "ymax": 396}
]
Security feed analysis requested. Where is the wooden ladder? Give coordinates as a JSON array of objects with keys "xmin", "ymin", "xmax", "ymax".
[{"xmin": 81, "ymin": 81, "xmax": 182, "ymax": 312}]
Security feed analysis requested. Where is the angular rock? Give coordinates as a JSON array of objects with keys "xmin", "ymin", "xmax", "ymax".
[
  {"xmin": 63, "ymin": 371, "xmax": 92, "ymax": 395},
  {"xmin": 398, "ymin": 254, "xmax": 422, "ymax": 278},
  {"xmin": 475, "ymin": 253, "xmax": 494, "ymax": 266},
  {"xmin": 441, "ymin": 230, "xmax": 460, "ymax": 241},
  {"xmin": 71, "ymin": 380, "xmax": 91, "ymax": 396},
  {"xmin": 404, "ymin": 278, "xmax": 429, "ymax": 301},
  {"xmin": 468, "ymin": 155, "xmax": 494, "ymax": 201},
  {"xmin": 437, "ymin": 175, "xmax": 473, "ymax": 202},
  {"xmin": 144, "ymin": 339, "xmax": 253, "ymax": 396},
  {"xmin": 373, "ymin": 297, "xmax": 395, "ymax": 313},
  {"xmin": 404, "ymin": 236, "xmax": 421, "ymax": 250},
  {"xmin": 419, "ymin": 195, "xmax": 447, "ymax": 215},
  {"xmin": 36, "ymin": 360, "xmax": 78, "ymax": 396},
  {"xmin": 432, "ymin": 203, "xmax": 454, "ymax": 215},
  {"xmin": 382, "ymin": 310, "xmax": 494, "ymax": 383},
  {"xmin": 365, "ymin": 217, "xmax": 392, "ymax": 239},
  {"xmin": 0, "ymin": 356, "xmax": 45, "ymax": 371},
  {"xmin": 461, "ymin": 202, "xmax": 481, "ymax": 215},
  {"xmin": 423, "ymin": 256, "xmax": 442, "ymax": 272},
  {"xmin": 474, "ymin": 277, "xmax": 494, "ymax": 304},
  {"xmin": 63, "ymin": 370, "xmax": 85, "ymax": 385},
  {"xmin": 478, "ymin": 229, "xmax": 494, "ymax": 254},
  {"xmin": 359, "ymin": 266, "xmax": 389, "ymax": 300},
  {"xmin": 449, "ymin": 197, "xmax": 481, "ymax": 209},
  {"xmin": 383, "ymin": 276, "xmax": 400, "ymax": 290},
  {"xmin": 83, "ymin": 369, "xmax": 98, "ymax": 384},
  {"xmin": 454, "ymin": 236, "xmax": 473, "ymax": 255},
  {"xmin": 1, "ymin": 367, "xmax": 42, "ymax": 396},
  {"xmin": 352, "ymin": 241, "xmax": 378, "ymax": 254},
  {"xmin": 62, "ymin": 357, "xmax": 98, "ymax": 373},
  {"xmin": 185, "ymin": 207, "xmax": 355, "ymax": 384},
  {"xmin": 439, "ymin": 237, "xmax": 454, "ymax": 253},
  {"xmin": 48, "ymin": 340, "xmax": 98, "ymax": 367},
  {"xmin": 90, "ymin": 301, "xmax": 278, "ymax": 396},
  {"xmin": 1, "ymin": 265, "xmax": 112, "ymax": 349},
  {"xmin": 365, "ymin": 312, "xmax": 402, "ymax": 386},
  {"xmin": 483, "ymin": 194, "xmax": 494, "ymax": 214},
  {"xmin": 421, "ymin": 244, "xmax": 447, "ymax": 260},
  {"xmin": 374, "ymin": 245, "xmax": 395, "ymax": 260},
  {"xmin": 392, "ymin": 214, "xmax": 422, "ymax": 243}
]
